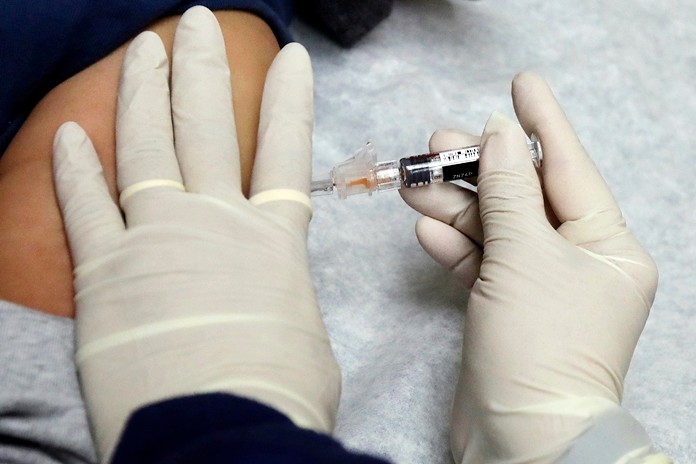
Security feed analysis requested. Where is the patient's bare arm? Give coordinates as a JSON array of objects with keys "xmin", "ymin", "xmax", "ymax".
[{"xmin": 0, "ymin": 11, "xmax": 280, "ymax": 318}]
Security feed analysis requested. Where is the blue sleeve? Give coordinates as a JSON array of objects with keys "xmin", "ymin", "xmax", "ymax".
[
  {"xmin": 111, "ymin": 393, "xmax": 391, "ymax": 464},
  {"xmin": 0, "ymin": 0, "xmax": 293, "ymax": 156}
]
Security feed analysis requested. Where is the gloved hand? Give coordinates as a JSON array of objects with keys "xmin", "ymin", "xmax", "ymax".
[
  {"xmin": 401, "ymin": 72, "xmax": 669, "ymax": 463},
  {"xmin": 399, "ymin": 129, "xmax": 484, "ymax": 289},
  {"xmin": 52, "ymin": 6, "xmax": 340, "ymax": 461}
]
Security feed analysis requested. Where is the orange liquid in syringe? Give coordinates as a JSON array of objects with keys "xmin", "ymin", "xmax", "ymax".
[{"xmin": 347, "ymin": 178, "xmax": 371, "ymax": 189}]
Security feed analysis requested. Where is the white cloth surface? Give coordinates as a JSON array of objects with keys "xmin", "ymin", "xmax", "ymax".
[{"xmin": 292, "ymin": 1, "xmax": 696, "ymax": 462}]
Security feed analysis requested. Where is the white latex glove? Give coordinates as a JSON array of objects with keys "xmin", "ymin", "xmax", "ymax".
[
  {"xmin": 402, "ymin": 72, "xmax": 669, "ymax": 463},
  {"xmin": 52, "ymin": 7, "xmax": 340, "ymax": 461}
]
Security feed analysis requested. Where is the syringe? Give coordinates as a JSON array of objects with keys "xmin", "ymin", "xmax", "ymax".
[{"xmin": 311, "ymin": 134, "xmax": 542, "ymax": 199}]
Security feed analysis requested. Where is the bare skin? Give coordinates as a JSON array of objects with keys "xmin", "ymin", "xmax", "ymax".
[{"xmin": 0, "ymin": 11, "xmax": 280, "ymax": 318}]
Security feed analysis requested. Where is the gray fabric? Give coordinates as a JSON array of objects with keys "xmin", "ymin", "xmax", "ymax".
[
  {"xmin": 293, "ymin": 0, "xmax": 695, "ymax": 462},
  {"xmin": 0, "ymin": 301, "xmax": 96, "ymax": 464}
]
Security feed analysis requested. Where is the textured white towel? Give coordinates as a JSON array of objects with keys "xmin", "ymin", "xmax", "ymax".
[{"xmin": 295, "ymin": 1, "xmax": 696, "ymax": 462}]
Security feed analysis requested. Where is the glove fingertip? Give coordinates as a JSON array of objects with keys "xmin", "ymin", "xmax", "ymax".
[
  {"xmin": 511, "ymin": 70, "xmax": 548, "ymax": 100},
  {"xmin": 266, "ymin": 43, "xmax": 312, "ymax": 94},
  {"xmin": 179, "ymin": 4, "xmax": 217, "ymax": 24},
  {"xmin": 480, "ymin": 111, "xmax": 538, "ymax": 178},
  {"xmin": 277, "ymin": 42, "xmax": 311, "ymax": 68},
  {"xmin": 53, "ymin": 122, "xmax": 96, "ymax": 182},
  {"xmin": 122, "ymin": 31, "xmax": 168, "ymax": 81},
  {"xmin": 54, "ymin": 121, "xmax": 85, "ymax": 156},
  {"xmin": 175, "ymin": 6, "xmax": 226, "ymax": 60},
  {"xmin": 429, "ymin": 129, "xmax": 479, "ymax": 153}
]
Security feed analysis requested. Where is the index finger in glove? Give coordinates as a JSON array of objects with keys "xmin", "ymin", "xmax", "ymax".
[
  {"xmin": 116, "ymin": 31, "xmax": 184, "ymax": 216},
  {"xmin": 511, "ymin": 71, "xmax": 626, "ymax": 246},
  {"xmin": 399, "ymin": 130, "xmax": 484, "ymax": 286},
  {"xmin": 53, "ymin": 123, "xmax": 125, "ymax": 266},
  {"xmin": 400, "ymin": 129, "xmax": 483, "ymax": 246},
  {"xmin": 249, "ymin": 43, "xmax": 314, "ymax": 230}
]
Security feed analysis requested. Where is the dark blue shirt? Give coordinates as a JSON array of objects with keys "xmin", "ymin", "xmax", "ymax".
[
  {"xmin": 112, "ymin": 393, "xmax": 391, "ymax": 464},
  {"xmin": 0, "ymin": 0, "xmax": 293, "ymax": 155}
]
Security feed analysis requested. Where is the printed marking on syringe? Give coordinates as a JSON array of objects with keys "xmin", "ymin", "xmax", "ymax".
[{"xmin": 438, "ymin": 146, "xmax": 481, "ymax": 166}]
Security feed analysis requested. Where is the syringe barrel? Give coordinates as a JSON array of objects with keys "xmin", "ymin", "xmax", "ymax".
[
  {"xmin": 400, "ymin": 145, "xmax": 480, "ymax": 188},
  {"xmin": 399, "ymin": 138, "xmax": 541, "ymax": 188}
]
